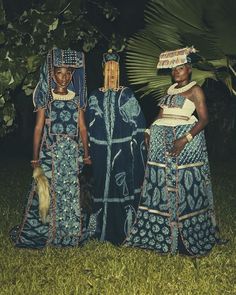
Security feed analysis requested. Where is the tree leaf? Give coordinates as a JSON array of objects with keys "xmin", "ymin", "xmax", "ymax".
[
  {"xmin": 0, "ymin": 96, "xmax": 5, "ymax": 108},
  {"xmin": 0, "ymin": 0, "xmax": 6, "ymax": 25},
  {"xmin": 0, "ymin": 32, "xmax": 5, "ymax": 44},
  {"xmin": 26, "ymin": 55, "xmax": 41, "ymax": 73}
]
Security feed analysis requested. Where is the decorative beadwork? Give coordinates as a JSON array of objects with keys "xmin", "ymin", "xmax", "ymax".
[
  {"xmin": 167, "ymin": 81, "xmax": 196, "ymax": 95},
  {"xmin": 52, "ymin": 89, "xmax": 75, "ymax": 101}
]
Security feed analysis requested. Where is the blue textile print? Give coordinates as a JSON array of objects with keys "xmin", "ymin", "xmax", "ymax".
[
  {"xmin": 10, "ymin": 49, "xmax": 94, "ymax": 249},
  {"xmin": 87, "ymin": 87, "xmax": 147, "ymax": 245},
  {"xmin": 50, "ymin": 100, "xmax": 78, "ymax": 136},
  {"xmin": 158, "ymin": 94, "xmax": 185, "ymax": 108},
  {"xmin": 53, "ymin": 48, "xmax": 84, "ymax": 68},
  {"xmin": 124, "ymin": 123, "xmax": 219, "ymax": 256}
]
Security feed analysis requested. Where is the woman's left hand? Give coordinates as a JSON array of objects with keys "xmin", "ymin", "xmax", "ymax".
[
  {"xmin": 83, "ymin": 156, "xmax": 92, "ymax": 165},
  {"xmin": 169, "ymin": 137, "xmax": 188, "ymax": 157}
]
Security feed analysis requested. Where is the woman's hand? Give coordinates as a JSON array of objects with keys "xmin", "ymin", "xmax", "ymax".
[
  {"xmin": 144, "ymin": 132, "xmax": 150, "ymax": 148},
  {"xmin": 83, "ymin": 156, "xmax": 92, "ymax": 165},
  {"xmin": 79, "ymin": 110, "xmax": 92, "ymax": 165},
  {"xmin": 169, "ymin": 137, "xmax": 188, "ymax": 157}
]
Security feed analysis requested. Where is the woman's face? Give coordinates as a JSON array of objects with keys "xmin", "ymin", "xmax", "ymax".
[
  {"xmin": 53, "ymin": 67, "xmax": 73, "ymax": 88},
  {"xmin": 171, "ymin": 64, "xmax": 191, "ymax": 83}
]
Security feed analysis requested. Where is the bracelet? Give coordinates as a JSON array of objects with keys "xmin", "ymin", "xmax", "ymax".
[
  {"xmin": 83, "ymin": 156, "xmax": 91, "ymax": 161},
  {"xmin": 30, "ymin": 160, "xmax": 40, "ymax": 163},
  {"xmin": 145, "ymin": 128, "xmax": 150, "ymax": 135},
  {"xmin": 185, "ymin": 132, "xmax": 193, "ymax": 142}
]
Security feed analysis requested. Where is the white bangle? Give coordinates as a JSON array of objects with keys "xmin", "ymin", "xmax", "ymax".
[
  {"xmin": 145, "ymin": 128, "xmax": 150, "ymax": 135},
  {"xmin": 185, "ymin": 132, "xmax": 193, "ymax": 142}
]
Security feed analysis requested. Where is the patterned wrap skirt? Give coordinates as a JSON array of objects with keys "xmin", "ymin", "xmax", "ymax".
[
  {"xmin": 124, "ymin": 123, "xmax": 218, "ymax": 256},
  {"xmin": 10, "ymin": 123, "xmax": 95, "ymax": 248}
]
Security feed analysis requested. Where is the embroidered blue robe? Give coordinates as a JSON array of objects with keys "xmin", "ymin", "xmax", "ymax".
[{"xmin": 87, "ymin": 87, "xmax": 146, "ymax": 245}]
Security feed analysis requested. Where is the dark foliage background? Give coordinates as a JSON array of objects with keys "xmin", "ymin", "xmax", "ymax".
[{"xmin": 0, "ymin": 0, "xmax": 235, "ymax": 160}]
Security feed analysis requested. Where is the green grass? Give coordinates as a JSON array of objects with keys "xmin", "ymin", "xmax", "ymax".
[{"xmin": 0, "ymin": 157, "xmax": 235, "ymax": 295}]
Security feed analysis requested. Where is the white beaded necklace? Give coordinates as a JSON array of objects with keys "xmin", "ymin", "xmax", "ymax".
[
  {"xmin": 52, "ymin": 89, "xmax": 75, "ymax": 100},
  {"xmin": 167, "ymin": 81, "xmax": 196, "ymax": 95}
]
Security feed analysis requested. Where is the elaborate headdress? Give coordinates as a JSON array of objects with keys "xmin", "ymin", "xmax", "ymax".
[
  {"xmin": 157, "ymin": 46, "xmax": 197, "ymax": 69},
  {"xmin": 103, "ymin": 49, "xmax": 120, "ymax": 90},
  {"xmin": 33, "ymin": 48, "xmax": 87, "ymax": 109},
  {"xmin": 103, "ymin": 49, "xmax": 120, "ymax": 64}
]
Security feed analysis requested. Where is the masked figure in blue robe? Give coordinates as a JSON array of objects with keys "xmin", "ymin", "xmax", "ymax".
[{"xmin": 87, "ymin": 50, "xmax": 147, "ymax": 245}]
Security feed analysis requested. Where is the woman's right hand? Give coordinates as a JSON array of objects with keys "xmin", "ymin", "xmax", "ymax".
[
  {"xmin": 83, "ymin": 156, "xmax": 92, "ymax": 165},
  {"xmin": 32, "ymin": 108, "xmax": 45, "ymax": 170},
  {"xmin": 144, "ymin": 132, "xmax": 150, "ymax": 148}
]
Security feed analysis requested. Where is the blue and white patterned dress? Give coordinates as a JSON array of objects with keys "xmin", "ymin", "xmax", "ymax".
[
  {"xmin": 10, "ymin": 92, "xmax": 92, "ymax": 248},
  {"xmin": 87, "ymin": 87, "xmax": 147, "ymax": 245},
  {"xmin": 124, "ymin": 94, "xmax": 219, "ymax": 256}
]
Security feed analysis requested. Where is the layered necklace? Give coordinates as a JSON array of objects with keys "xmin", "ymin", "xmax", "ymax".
[
  {"xmin": 52, "ymin": 89, "xmax": 75, "ymax": 100},
  {"xmin": 167, "ymin": 81, "xmax": 196, "ymax": 95}
]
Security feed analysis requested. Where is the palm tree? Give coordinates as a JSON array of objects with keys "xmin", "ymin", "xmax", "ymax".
[{"xmin": 126, "ymin": 0, "xmax": 236, "ymax": 100}]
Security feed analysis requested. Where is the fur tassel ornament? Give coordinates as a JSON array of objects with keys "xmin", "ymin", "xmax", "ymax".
[{"xmin": 33, "ymin": 166, "xmax": 50, "ymax": 224}]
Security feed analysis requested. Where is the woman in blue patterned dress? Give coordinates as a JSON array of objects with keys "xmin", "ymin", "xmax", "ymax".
[
  {"xmin": 124, "ymin": 47, "xmax": 219, "ymax": 256},
  {"xmin": 10, "ymin": 48, "xmax": 92, "ymax": 248}
]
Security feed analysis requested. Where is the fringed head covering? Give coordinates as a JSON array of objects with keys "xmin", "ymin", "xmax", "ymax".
[
  {"xmin": 103, "ymin": 49, "xmax": 120, "ymax": 90},
  {"xmin": 33, "ymin": 48, "xmax": 87, "ymax": 110},
  {"xmin": 157, "ymin": 46, "xmax": 197, "ymax": 69}
]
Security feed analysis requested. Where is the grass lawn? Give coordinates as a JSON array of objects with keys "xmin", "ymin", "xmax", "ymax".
[{"xmin": 0, "ymin": 156, "xmax": 235, "ymax": 295}]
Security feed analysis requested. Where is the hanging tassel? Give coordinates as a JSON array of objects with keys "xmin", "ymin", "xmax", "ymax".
[{"xmin": 33, "ymin": 166, "xmax": 50, "ymax": 224}]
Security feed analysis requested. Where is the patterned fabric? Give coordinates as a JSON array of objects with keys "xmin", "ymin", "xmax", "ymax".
[
  {"xmin": 10, "ymin": 49, "xmax": 94, "ymax": 249},
  {"xmin": 87, "ymin": 87, "xmax": 147, "ymax": 245},
  {"xmin": 158, "ymin": 94, "xmax": 185, "ymax": 108},
  {"xmin": 10, "ymin": 95, "xmax": 93, "ymax": 248},
  {"xmin": 124, "ymin": 95, "xmax": 219, "ymax": 256},
  {"xmin": 53, "ymin": 49, "xmax": 84, "ymax": 68},
  {"xmin": 157, "ymin": 46, "xmax": 197, "ymax": 69},
  {"xmin": 50, "ymin": 100, "xmax": 79, "ymax": 136}
]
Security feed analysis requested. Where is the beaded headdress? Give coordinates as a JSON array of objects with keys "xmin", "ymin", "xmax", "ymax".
[
  {"xmin": 53, "ymin": 48, "xmax": 84, "ymax": 68},
  {"xmin": 103, "ymin": 49, "xmax": 120, "ymax": 64},
  {"xmin": 103, "ymin": 49, "xmax": 120, "ymax": 90},
  {"xmin": 33, "ymin": 48, "xmax": 87, "ymax": 109},
  {"xmin": 157, "ymin": 46, "xmax": 197, "ymax": 69}
]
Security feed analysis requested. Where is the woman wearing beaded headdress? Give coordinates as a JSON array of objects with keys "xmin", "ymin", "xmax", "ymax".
[
  {"xmin": 10, "ymin": 48, "xmax": 94, "ymax": 248},
  {"xmin": 124, "ymin": 47, "xmax": 220, "ymax": 256},
  {"xmin": 86, "ymin": 49, "xmax": 147, "ymax": 245}
]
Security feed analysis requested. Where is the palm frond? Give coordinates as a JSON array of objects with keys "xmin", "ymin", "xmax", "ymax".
[
  {"xmin": 145, "ymin": 1, "xmax": 205, "ymax": 32},
  {"xmin": 125, "ymin": 0, "xmax": 236, "ymax": 99}
]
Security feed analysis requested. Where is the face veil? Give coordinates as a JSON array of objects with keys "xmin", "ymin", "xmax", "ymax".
[{"xmin": 102, "ymin": 49, "xmax": 120, "ymax": 90}]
